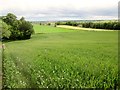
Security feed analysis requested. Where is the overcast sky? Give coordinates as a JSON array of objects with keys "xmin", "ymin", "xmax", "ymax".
[{"xmin": 0, "ymin": 0, "xmax": 119, "ymax": 21}]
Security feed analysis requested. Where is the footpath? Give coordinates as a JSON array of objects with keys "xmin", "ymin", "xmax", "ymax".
[{"xmin": 0, "ymin": 47, "xmax": 2, "ymax": 89}]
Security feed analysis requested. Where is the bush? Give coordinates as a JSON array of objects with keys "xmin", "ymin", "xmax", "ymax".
[
  {"xmin": 47, "ymin": 23, "xmax": 51, "ymax": 26},
  {"xmin": 18, "ymin": 20, "xmax": 34, "ymax": 39},
  {"xmin": 1, "ymin": 13, "xmax": 34, "ymax": 40},
  {"xmin": 1, "ymin": 21, "xmax": 11, "ymax": 40}
]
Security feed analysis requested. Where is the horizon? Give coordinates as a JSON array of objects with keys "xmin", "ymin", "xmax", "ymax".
[
  {"xmin": 29, "ymin": 19, "xmax": 118, "ymax": 22},
  {"xmin": 0, "ymin": 0, "xmax": 119, "ymax": 21}
]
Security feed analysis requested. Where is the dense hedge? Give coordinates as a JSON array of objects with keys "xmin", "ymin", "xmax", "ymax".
[
  {"xmin": 56, "ymin": 21, "xmax": 79, "ymax": 26},
  {"xmin": 56, "ymin": 21, "xmax": 120, "ymax": 30},
  {"xmin": 82, "ymin": 22, "xmax": 120, "ymax": 30},
  {"xmin": 1, "ymin": 13, "xmax": 34, "ymax": 40}
]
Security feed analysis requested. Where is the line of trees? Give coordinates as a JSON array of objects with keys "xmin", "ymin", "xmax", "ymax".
[
  {"xmin": 82, "ymin": 22, "xmax": 120, "ymax": 30},
  {"xmin": 0, "ymin": 13, "xmax": 34, "ymax": 40},
  {"xmin": 56, "ymin": 21, "xmax": 120, "ymax": 30},
  {"xmin": 56, "ymin": 21, "xmax": 79, "ymax": 26}
]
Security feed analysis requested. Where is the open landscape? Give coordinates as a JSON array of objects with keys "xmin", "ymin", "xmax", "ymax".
[
  {"xmin": 0, "ymin": 0, "xmax": 119, "ymax": 89},
  {"xmin": 2, "ymin": 24, "xmax": 118, "ymax": 88}
]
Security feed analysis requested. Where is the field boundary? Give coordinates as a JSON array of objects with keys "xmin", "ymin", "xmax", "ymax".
[
  {"xmin": 0, "ymin": 47, "xmax": 2, "ymax": 89},
  {"xmin": 57, "ymin": 25, "xmax": 119, "ymax": 31}
]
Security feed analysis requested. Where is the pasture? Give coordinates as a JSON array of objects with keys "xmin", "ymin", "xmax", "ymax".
[{"xmin": 3, "ymin": 25, "xmax": 118, "ymax": 88}]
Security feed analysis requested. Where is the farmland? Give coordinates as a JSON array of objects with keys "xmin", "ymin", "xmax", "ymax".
[
  {"xmin": 34, "ymin": 24, "xmax": 78, "ymax": 33},
  {"xmin": 57, "ymin": 25, "xmax": 117, "ymax": 31},
  {"xmin": 3, "ymin": 24, "xmax": 118, "ymax": 88}
]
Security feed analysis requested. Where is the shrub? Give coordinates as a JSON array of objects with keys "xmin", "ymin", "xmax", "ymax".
[{"xmin": 1, "ymin": 13, "xmax": 34, "ymax": 40}]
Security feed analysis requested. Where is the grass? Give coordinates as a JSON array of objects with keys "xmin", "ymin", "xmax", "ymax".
[
  {"xmin": 34, "ymin": 24, "xmax": 78, "ymax": 33},
  {"xmin": 3, "ymin": 24, "xmax": 118, "ymax": 88},
  {"xmin": 0, "ymin": 41, "xmax": 2, "ymax": 89}
]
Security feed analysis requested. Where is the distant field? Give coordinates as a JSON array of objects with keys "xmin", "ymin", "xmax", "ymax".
[
  {"xmin": 34, "ymin": 24, "xmax": 78, "ymax": 33},
  {"xmin": 3, "ymin": 25, "xmax": 118, "ymax": 88},
  {"xmin": 57, "ymin": 25, "xmax": 117, "ymax": 31}
]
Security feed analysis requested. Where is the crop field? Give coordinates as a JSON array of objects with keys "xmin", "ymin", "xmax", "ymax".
[
  {"xmin": 34, "ymin": 24, "xmax": 77, "ymax": 33},
  {"xmin": 3, "ymin": 25, "xmax": 118, "ymax": 88},
  {"xmin": 57, "ymin": 25, "xmax": 117, "ymax": 31}
]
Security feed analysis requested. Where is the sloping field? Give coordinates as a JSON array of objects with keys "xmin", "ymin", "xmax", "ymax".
[{"xmin": 3, "ymin": 25, "xmax": 118, "ymax": 88}]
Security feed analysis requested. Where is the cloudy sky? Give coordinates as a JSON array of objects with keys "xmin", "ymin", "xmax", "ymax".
[{"xmin": 0, "ymin": 0, "xmax": 119, "ymax": 21}]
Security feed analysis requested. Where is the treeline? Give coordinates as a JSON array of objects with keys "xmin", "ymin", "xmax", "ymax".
[
  {"xmin": 0, "ymin": 13, "xmax": 34, "ymax": 40},
  {"xmin": 82, "ymin": 22, "xmax": 120, "ymax": 30},
  {"xmin": 56, "ymin": 21, "xmax": 120, "ymax": 30},
  {"xmin": 56, "ymin": 21, "xmax": 79, "ymax": 26}
]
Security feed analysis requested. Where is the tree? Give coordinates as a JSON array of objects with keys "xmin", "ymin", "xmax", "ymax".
[
  {"xmin": 1, "ymin": 13, "xmax": 34, "ymax": 40},
  {"xmin": 1, "ymin": 13, "xmax": 17, "ymax": 26},
  {"xmin": 20, "ymin": 17, "xmax": 25, "ymax": 21},
  {"xmin": 47, "ymin": 23, "xmax": 51, "ymax": 26},
  {"xmin": 18, "ymin": 18, "xmax": 34, "ymax": 39},
  {"xmin": 1, "ymin": 21, "xmax": 11, "ymax": 39},
  {"xmin": 39, "ymin": 23, "xmax": 42, "ymax": 25}
]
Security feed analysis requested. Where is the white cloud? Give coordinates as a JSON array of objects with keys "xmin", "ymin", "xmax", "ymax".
[{"xmin": 0, "ymin": 0, "xmax": 119, "ymax": 21}]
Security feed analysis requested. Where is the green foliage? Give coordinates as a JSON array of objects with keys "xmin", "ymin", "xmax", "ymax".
[
  {"xmin": 3, "ymin": 25, "xmax": 118, "ymax": 88},
  {"xmin": 39, "ymin": 23, "xmax": 42, "ymax": 25},
  {"xmin": 82, "ymin": 22, "xmax": 120, "ymax": 30},
  {"xmin": 1, "ymin": 13, "xmax": 34, "ymax": 40},
  {"xmin": 56, "ymin": 21, "xmax": 120, "ymax": 30},
  {"xmin": 54, "ymin": 24, "xmax": 57, "ymax": 27},
  {"xmin": 1, "ymin": 21, "xmax": 11, "ymax": 39},
  {"xmin": 56, "ymin": 21, "xmax": 66, "ymax": 25},
  {"xmin": 47, "ymin": 23, "xmax": 51, "ymax": 26},
  {"xmin": 56, "ymin": 21, "xmax": 79, "ymax": 26},
  {"xmin": 1, "ymin": 13, "xmax": 17, "ymax": 26},
  {"xmin": 18, "ymin": 20, "xmax": 34, "ymax": 39}
]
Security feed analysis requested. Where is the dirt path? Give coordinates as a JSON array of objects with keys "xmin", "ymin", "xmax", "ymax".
[
  {"xmin": 0, "ymin": 48, "xmax": 2, "ymax": 89},
  {"xmin": 57, "ymin": 25, "xmax": 118, "ymax": 31}
]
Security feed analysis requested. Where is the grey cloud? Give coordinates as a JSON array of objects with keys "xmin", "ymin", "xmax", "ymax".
[
  {"xmin": 91, "ymin": 7, "xmax": 117, "ymax": 16},
  {"xmin": 0, "ymin": 6, "xmax": 118, "ymax": 21}
]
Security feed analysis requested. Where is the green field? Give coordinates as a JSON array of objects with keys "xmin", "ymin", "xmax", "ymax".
[
  {"xmin": 3, "ymin": 25, "xmax": 118, "ymax": 88},
  {"xmin": 34, "ymin": 24, "xmax": 77, "ymax": 33}
]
